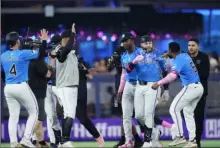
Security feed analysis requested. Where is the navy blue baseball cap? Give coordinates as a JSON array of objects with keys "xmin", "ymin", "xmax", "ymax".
[
  {"xmin": 121, "ymin": 32, "xmax": 134, "ymax": 43},
  {"xmin": 140, "ymin": 35, "xmax": 152, "ymax": 43}
]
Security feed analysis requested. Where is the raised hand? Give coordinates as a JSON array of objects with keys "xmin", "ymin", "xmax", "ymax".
[
  {"xmin": 40, "ymin": 29, "xmax": 48, "ymax": 41},
  {"xmin": 72, "ymin": 23, "xmax": 76, "ymax": 33}
]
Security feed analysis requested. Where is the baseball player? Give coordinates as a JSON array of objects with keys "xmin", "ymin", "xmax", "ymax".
[
  {"xmin": 107, "ymin": 44, "xmax": 144, "ymax": 148},
  {"xmin": 152, "ymin": 42, "xmax": 204, "ymax": 148},
  {"xmin": 45, "ymin": 56, "xmax": 62, "ymax": 148},
  {"xmin": 1, "ymin": 32, "xmax": 39, "ymax": 147},
  {"xmin": 116, "ymin": 32, "xmax": 143, "ymax": 148},
  {"xmin": 44, "ymin": 34, "xmax": 62, "ymax": 147},
  {"xmin": 50, "ymin": 23, "xmax": 79, "ymax": 147},
  {"xmin": 131, "ymin": 35, "xmax": 171, "ymax": 147},
  {"xmin": 139, "ymin": 35, "xmax": 176, "ymax": 138}
]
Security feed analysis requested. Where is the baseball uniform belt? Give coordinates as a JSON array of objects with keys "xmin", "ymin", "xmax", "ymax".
[
  {"xmin": 138, "ymin": 81, "xmax": 148, "ymax": 85},
  {"xmin": 16, "ymin": 81, "xmax": 27, "ymax": 84},
  {"xmin": 186, "ymin": 82, "xmax": 199, "ymax": 86},
  {"xmin": 128, "ymin": 79, "xmax": 137, "ymax": 85}
]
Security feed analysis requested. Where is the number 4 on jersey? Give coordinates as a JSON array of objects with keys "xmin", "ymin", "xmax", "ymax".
[{"xmin": 10, "ymin": 64, "xmax": 17, "ymax": 75}]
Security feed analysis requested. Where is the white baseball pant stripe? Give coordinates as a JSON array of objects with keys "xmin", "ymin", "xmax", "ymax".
[
  {"xmin": 134, "ymin": 82, "xmax": 159, "ymax": 129},
  {"xmin": 169, "ymin": 83, "xmax": 203, "ymax": 140},
  {"xmin": 121, "ymin": 82, "xmax": 136, "ymax": 142},
  {"xmin": 45, "ymin": 85, "xmax": 61, "ymax": 143},
  {"xmin": 4, "ymin": 82, "xmax": 38, "ymax": 143},
  {"xmin": 57, "ymin": 86, "xmax": 78, "ymax": 119}
]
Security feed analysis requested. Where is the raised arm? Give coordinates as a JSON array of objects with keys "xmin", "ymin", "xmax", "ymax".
[
  {"xmin": 39, "ymin": 29, "xmax": 48, "ymax": 58},
  {"xmin": 57, "ymin": 23, "xmax": 76, "ymax": 63},
  {"xmin": 20, "ymin": 50, "xmax": 39, "ymax": 60}
]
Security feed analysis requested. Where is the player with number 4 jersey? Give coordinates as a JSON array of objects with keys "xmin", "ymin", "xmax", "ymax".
[
  {"xmin": 152, "ymin": 42, "xmax": 204, "ymax": 148},
  {"xmin": 1, "ymin": 32, "xmax": 39, "ymax": 148}
]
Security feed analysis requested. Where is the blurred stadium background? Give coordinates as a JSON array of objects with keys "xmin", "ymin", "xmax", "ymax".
[{"xmin": 1, "ymin": 0, "xmax": 220, "ymax": 147}]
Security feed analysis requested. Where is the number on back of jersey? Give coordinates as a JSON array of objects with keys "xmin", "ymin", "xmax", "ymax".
[{"xmin": 10, "ymin": 64, "xmax": 17, "ymax": 76}]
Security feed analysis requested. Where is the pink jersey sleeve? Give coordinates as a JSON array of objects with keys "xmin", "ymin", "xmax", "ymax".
[
  {"xmin": 118, "ymin": 69, "xmax": 126, "ymax": 93},
  {"xmin": 157, "ymin": 72, "xmax": 178, "ymax": 86}
]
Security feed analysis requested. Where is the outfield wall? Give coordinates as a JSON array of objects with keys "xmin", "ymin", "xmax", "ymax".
[{"xmin": 1, "ymin": 117, "xmax": 220, "ymax": 142}]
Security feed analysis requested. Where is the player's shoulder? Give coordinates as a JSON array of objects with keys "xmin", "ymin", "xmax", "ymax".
[
  {"xmin": 135, "ymin": 47, "xmax": 143, "ymax": 52},
  {"xmin": 1, "ymin": 50, "xmax": 19, "ymax": 58},
  {"xmin": 179, "ymin": 53, "xmax": 189, "ymax": 58},
  {"xmin": 1, "ymin": 50, "xmax": 9, "ymax": 57}
]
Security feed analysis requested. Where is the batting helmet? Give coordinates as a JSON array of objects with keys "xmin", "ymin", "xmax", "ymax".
[{"xmin": 6, "ymin": 32, "xmax": 21, "ymax": 48}]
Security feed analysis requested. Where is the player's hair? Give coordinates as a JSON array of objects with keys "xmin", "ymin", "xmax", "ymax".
[
  {"xmin": 188, "ymin": 38, "xmax": 200, "ymax": 44},
  {"xmin": 169, "ymin": 42, "xmax": 180, "ymax": 53},
  {"xmin": 6, "ymin": 32, "xmax": 20, "ymax": 48}
]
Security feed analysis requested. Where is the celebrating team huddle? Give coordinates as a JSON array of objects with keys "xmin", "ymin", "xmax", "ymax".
[{"xmin": 1, "ymin": 23, "xmax": 204, "ymax": 148}]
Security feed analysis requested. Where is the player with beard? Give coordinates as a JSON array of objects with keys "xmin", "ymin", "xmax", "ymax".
[{"xmin": 140, "ymin": 35, "xmax": 176, "ymax": 136}]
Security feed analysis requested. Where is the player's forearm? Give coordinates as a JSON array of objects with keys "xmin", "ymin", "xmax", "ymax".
[
  {"xmin": 126, "ymin": 63, "xmax": 135, "ymax": 73},
  {"xmin": 38, "ymin": 40, "xmax": 47, "ymax": 58},
  {"xmin": 126, "ymin": 55, "xmax": 144, "ymax": 72},
  {"xmin": 58, "ymin": 33, "xmax": 75, "ymax": 63},
  {"xmin": 46, "ymin": 66, "xmax": 55, "ymax": 78},
  {"xmin": 118, "ymin": 69, "xmax": 126, "ymax": 93},
  {"xmin": 48, "ymin": 58, "xmax": 55, "ymax": 67},
  {"xmin": 46, "ymin": 71, "xmax": 52, "ymax": 78},
  {"xmin": 157, "ymin": 72, "xmax": 177, "ymax": 86}
]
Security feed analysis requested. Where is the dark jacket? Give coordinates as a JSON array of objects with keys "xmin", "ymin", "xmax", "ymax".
[
  {"xmin": 189, "ymin": 51, "xmax": 210, "ymax": 97},
  {"xmin": 28, "ymin": 40, "xmax": 48, "ymax": 99},
  {"xmin": 78, "ymin": 57, "xmax": 91, "ymax": 80}
]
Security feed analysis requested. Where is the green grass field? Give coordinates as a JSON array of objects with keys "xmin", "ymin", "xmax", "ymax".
[{"xmin": 1, "ymin": 140, "xmax": 220, "ymax": 147}]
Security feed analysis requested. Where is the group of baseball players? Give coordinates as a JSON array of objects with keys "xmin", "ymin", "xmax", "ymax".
[
  {"xmin": 1, "ymin": 22, "xmax": 205, "ymax": 148},
  {"xmin": 112, "ymin": 32, "xmax": 205, "ymax": 148},
  {"xmin": 1, "ymin": 23, "xmax": 105, "ymax": 148}
]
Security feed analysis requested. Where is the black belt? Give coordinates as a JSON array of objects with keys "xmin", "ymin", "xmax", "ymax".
[
  {"xmin": 128, "ymin": 79, "xmax": 137, "ymax": 85},
  {"xmin": 138, "ymin": 81, "xmax": 148, "ymax": 85},
  {"xmin": 185, "ymin": 82, "xmax": 199, "ymax": 86},
  {"xmin": 17, "ymin": 81, "xmax": 27, "ymax": 84}
]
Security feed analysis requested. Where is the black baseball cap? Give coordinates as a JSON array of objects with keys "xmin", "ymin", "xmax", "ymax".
[
  {"xmin": 140, "ymin": 35, "xmax": 152, "ymax": 43},
  {"xmin": 50, "ymin": 34, "xmax": 62, "ymax": 45},
  {"xmin": 61, "ymin": 30, "xmax": 72, "ymax": 38},
  {"xmin": 121, "ymin": 32, "xmax": 134, "ymax": 43}
]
